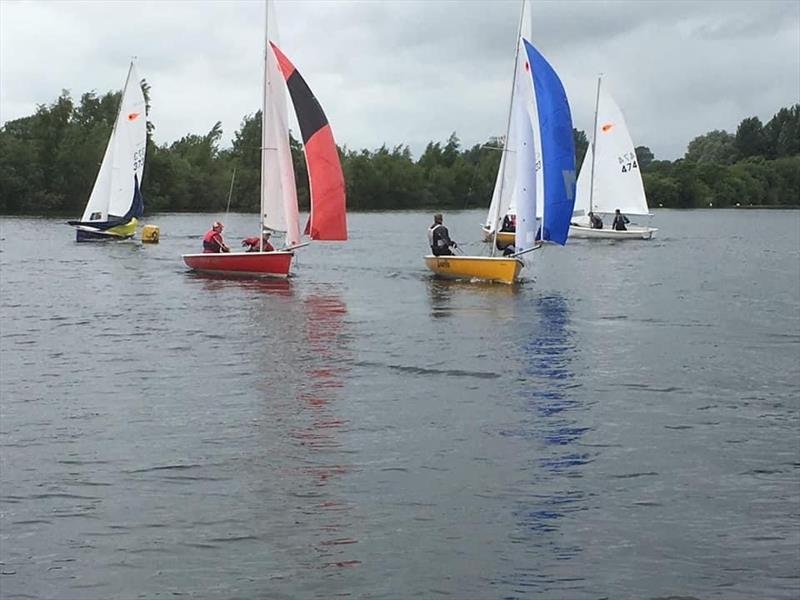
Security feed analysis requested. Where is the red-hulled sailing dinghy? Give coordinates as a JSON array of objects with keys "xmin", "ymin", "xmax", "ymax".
[
  {"xmin": 182, "ymin": 250, "xmax": 295, "ymax": 278},
  {"xmin": 183, "ymin": 0, "xmax": 346, "ymax": 278}
]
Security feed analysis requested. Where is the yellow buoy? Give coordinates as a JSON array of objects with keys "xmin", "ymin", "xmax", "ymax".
[{"xmin": 141, "ymin": 224, "xmax": 160, "ymax": 244}]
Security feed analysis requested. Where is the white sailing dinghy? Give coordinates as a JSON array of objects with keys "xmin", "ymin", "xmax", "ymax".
[
  {"xmin": 68, "ymin": 62, "xmax": 146, "ymax": 242},
  {"xmin": 182, "ymin": 0, "xmax": 346, "ymax": 278},
  {"xmin": 425, "ymin": 0, "xmax": 576, "ymax": 284},
  {"xmin": 569, "ymin": 77, "xmax": 657, "ymax": 240}
]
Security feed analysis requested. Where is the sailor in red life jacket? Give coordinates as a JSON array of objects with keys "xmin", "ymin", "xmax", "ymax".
[
  {"xmin": 202, "ymin": 221, "xmax": 230, "ymax": 253},
  {"xmin": 241, "ymin": 232, "xmax": 275, "ymax": 252}
]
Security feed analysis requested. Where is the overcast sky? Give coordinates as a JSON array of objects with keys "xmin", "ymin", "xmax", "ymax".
[{"xmin": 1, "ymin": 0, "xmax": 798, "ymax": 161}]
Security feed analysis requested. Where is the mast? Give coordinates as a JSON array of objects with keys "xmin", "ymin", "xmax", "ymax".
[
  {"xmin": 490, "ymin": 0, "xmax": 526, "ymax": 257},
  {"xmin": 259, "ymin": 0, "xmax": 270, "ymax": 252},
  {"xmin": 588, "ymin": 75, "xmax": 601, "ymax": 215}
]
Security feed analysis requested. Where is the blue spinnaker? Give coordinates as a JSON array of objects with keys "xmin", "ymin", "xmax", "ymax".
[{"xmin": 523, "ymin": 39, "xmax": 576, "ymax": 245}]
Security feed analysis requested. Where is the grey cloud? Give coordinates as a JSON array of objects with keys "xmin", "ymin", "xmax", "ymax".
[{"xmin": 1, "ymin": 0, "xmax": 798, "ymax": 162}]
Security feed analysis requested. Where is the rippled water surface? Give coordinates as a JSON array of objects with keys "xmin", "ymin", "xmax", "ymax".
[{"xmin": 1, "ymin": 210, "xmax": 799, "ymax": 599}]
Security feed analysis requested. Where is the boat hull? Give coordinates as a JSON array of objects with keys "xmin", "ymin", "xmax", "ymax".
[
  {"xmin": 424, "ymin": 255, "xmax": 523, "ymax": 284},
  {"xmin": 568, "ymin": 224, "xmax": 657, "ymax": 240},
  {"xmin": 74, "ymin": 218, "xmax": 138, "ymax": 242},
  {"xmin": 480, "ymin": 226, "xmax": 515, "ymax": 248},
  {"xmin": 182, "ymin": 251, "xmax": 294, "ymax": 278}
]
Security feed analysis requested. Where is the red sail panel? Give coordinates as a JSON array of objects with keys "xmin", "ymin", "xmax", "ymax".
[
  {"xmin": 304, "ymin": 125, "xmax": 347, "ymax": 240},
  {"xmin": 270, "ymin": 42, "xmax": 347, "ymax": 241}
]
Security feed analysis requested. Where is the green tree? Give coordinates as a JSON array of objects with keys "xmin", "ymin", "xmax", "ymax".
[
  {"xmin": 635, "ymin": 145, "xmax": 654, "ymax": 170},
  {"xmin": 735, "ymin": 116, "xmax": 769, "ymax": 159},
  {"xmin": 685, "ymin": 130, "xmax": 737, "ymax": 164}
]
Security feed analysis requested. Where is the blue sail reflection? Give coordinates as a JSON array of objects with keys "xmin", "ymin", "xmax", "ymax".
[{"xmin": 497, "ymin": 293, "xmax": 592, "ymax": 596}]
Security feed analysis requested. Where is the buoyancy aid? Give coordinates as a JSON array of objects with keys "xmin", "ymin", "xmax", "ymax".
[{"xmin": 203, "ymin": 229, "xmax": 223, "ymax": 253}]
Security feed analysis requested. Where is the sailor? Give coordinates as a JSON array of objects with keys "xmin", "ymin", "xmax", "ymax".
[
  {"xmin": 242, "ymin": 232, "xmax": 275, "ymax": 252},
  {"xmin": 612, "ymin": 209, "xmax": 630, "ymax": 231},
  {"xmin": 501, "ymin": 213, "xmax": 516, "ymax": 233},
  {"xmin": 202, "ymin": 221, "xmax": 230, "ymax": 253},
  {"xmin": 589, "ymin": 211, "xmax": 604, "ymax": 229},
  {"xmin": 428, "ymin": 213, "xmax": 457, "ymax": 256}
]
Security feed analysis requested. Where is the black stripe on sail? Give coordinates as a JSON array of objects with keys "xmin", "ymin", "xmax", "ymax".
[{"xmin": 286, "ymin": 70, "xmax": 329, "ymax": 144}]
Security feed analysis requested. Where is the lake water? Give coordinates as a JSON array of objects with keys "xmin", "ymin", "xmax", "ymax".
[{"xmin": 1, "ymin": 209, "xmax": 798, "ymax": 599}]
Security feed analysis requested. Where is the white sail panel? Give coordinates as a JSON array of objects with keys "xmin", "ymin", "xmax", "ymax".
[
  {"xmin": 81, "ymin": 63, "xmax": 146, "ymax": 221},
  {"xmin": 572, "ymin": 145, "xmax": 592, "ymax": 225},
  {"xmin": 512, "ymin": 43, "xmax": 537, "ymax": 252},
  {"xmin": 590, "ymin": 87, "xmax": 649, "ymax": 216},
  {"xmin": 484, "ymin": 0, "xmax": 534, "ymax": 233},
  {"xmin": 262, "ymin": 0, "xmax": 300, "ymax": 245}
]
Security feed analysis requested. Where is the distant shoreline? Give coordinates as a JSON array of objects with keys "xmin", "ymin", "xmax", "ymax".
[{"xmin": 2, "ymin": 206, "xmax": 799, "ymax": 218}]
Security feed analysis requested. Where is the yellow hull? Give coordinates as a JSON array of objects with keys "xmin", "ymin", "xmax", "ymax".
[
  {"xmin": 480, "ymin": 227, "xmax": 515, "ymax": 248},
  {"xmin": 106, "ymin": 218, "xmax": 139, "ymax": 238},
  {"xmin": 424, "ymin": 255, "xmax": 523, "ymax": 284}
]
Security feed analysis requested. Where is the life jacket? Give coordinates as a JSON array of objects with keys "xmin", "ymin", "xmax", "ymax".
[
  {"xmin": 203, "ymin": 229, "xmax": 222, "ymax": 253},
  {"xmin": 241, "ymin": 236, "xmax": 275, "ymax": 252},
  {"xmin": 428, "ymin": 224, "xmax": 448, "ymax": 249}
]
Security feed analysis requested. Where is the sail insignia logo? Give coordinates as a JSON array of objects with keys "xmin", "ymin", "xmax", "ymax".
[
  {"xmin": 127, "ymin": 112, "xmax": 141, "ymax": 121},
  {"xmin": 601, "ymin": 122, "xmax": 614, "ymax": 133}
]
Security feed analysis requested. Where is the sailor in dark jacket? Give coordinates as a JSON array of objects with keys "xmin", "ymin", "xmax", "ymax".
[
  {"xmin": 612, "ymin": 209, "xmax": 630, "ymax": 231},
  {"xmin": 428, "ymin": 213, "xmax": 457, "ymax": 256}
]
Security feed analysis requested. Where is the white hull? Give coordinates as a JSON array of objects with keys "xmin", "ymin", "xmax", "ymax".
[{"xmin": 569, "ymin": 224, "xmax": 656, "ymax": 240}]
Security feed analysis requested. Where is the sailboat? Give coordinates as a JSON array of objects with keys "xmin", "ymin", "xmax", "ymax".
[
  {"xmin": 569, "ymin": 77, "xmax": 657, "ymax": 239},
  {"xmin": 182, "ymin": 0, "xmax": 346, "ymax": 278},
  {"xmin": 68, "ymin": 62, "xmax": 146, "ymax": 242},
  {"xmin": 425, "ymin": 1, "xmax": 576, "ymax": 284}
]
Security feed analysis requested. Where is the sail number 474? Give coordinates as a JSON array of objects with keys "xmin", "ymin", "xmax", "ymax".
[{"xmin": 618, "ymin": 151, "xmax": 638, "ymax": 173}]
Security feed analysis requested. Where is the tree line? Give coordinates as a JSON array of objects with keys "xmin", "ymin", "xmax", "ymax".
[{"xmin": 0, "ymin": 83, "xmax": 797, "ymax": 215}]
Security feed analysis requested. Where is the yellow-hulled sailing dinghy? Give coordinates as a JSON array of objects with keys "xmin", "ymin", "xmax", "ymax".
[
  {"xmin": 424, "ymin": 0, "xmax": 577, "ymax": 285},
  {"xmin": 424, "ymin": 254, "xmax": 524, "ymax": 285}
]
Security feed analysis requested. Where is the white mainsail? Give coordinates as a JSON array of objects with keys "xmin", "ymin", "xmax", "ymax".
[
  {"xmin": 261, "ymin": 0, "xmax": 301, "ymax": 247},
  {"xmin": 484, "ymin": 0, "xmax": 534, "ymax": 233},
  {"xmin": 512, "ymin": 37, "xmax": 538, "ymax": 252},
  {"xmin": 575, "ymin": 82, "xmax": 649, "ymax": 219},
  {"xmin": 80, "ymin": 63, "xmax": 146, "ymax": 222}
]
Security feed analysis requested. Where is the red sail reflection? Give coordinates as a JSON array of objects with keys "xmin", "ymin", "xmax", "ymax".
[{"xmin": 292, "ymin": 293, "xmax": 360, "ymax": 570}]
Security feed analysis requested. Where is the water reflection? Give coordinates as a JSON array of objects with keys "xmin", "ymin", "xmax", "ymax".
[
  {"xmin": 293, "ymin": 292, "xmax": 359, "ymax": 572},
  {"xmin": 501, "ymin": 293, "xmax": 592, "ymax": 595},
  {"xmin": 186, "ymin": 272, "xmax": 294, "ymax": 296},
  {"xmin": 425, "ymin": 278, "xmax": 518, "ymax": 319}
]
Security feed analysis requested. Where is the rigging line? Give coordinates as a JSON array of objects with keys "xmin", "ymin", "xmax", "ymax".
[{"xmin": 224, "ymin": 167, "xmax": 237, "ymax": 222}]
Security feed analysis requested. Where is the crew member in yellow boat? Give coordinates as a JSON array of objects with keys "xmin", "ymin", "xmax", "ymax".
[{"xmin": 428, "ymin": 213, "xmax": 458, "ymax": 256}]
